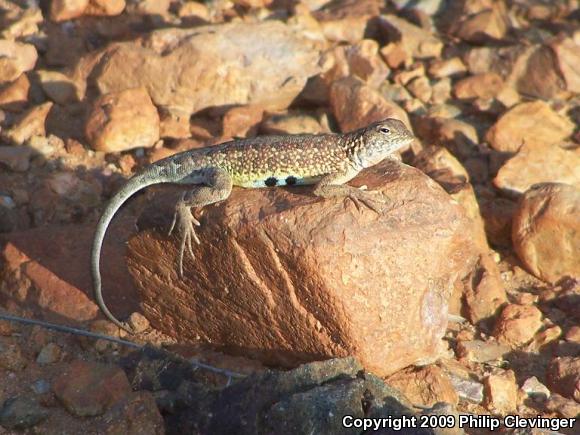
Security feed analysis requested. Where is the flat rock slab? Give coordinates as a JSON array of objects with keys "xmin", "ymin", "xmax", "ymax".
[
  {"xmin": 127, "ymin": 162, "xmax": 478, "ymax": 376},
  {"xmin": 91, "ymin": 21, "xmax": 320, "ymax": 116}
]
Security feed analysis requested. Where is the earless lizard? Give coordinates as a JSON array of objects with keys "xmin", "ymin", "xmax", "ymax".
[{"xmin": 92, "ymin": 119, "xmax": 414, "ymax": 332}]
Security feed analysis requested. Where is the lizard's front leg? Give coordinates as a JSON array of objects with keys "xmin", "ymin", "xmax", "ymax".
[
  {"xmin": 169, "ymin": 167, "xmax": 233, "ymax": 276},
  {"xmin": 313, "ymin": 169, "xmax": 388, "ymax": 213}
]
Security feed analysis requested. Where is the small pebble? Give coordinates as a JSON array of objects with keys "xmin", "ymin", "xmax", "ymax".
[
  {"xmin": 0, "ymin": 195, "xmax": 16, "ymax": 209},
  {"xmin": 31, "ymin": 379, "xmax": 51, "ymax": 395}
]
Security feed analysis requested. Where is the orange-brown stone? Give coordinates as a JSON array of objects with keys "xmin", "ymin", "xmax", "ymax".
[{"xmin": 126, "ymin": 162, "xmax": 479, "ymax": 376}]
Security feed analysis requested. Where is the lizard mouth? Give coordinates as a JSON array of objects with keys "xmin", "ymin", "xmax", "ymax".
[{"xmin": 396, "ymin": 135, "xmax": 415, "ymax": 149}]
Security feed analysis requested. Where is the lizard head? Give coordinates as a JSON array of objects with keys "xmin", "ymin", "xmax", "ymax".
[{"xmin": 351, "ymin": 118, "xmax": 415, "ymax": 168}]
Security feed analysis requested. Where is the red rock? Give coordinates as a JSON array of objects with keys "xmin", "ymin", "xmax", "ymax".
[
  {"xmin": 2, "ymin": 102, "xmax": 53, "ymax": 145},
  {"xmin": 493, "ymin": 304, "xmax": 543, "ymax": 347},
  {"xmin": 413, "ymin": 147, "xmax": 488, "ymax": 251},
  {"xmin": 456, "ymin": 339, "xmax": 510, "ymax": 363},
  {"xmin": 413, "ymin": 146, "xmax": 469, "ymax": 182},
  {"xmin": 431, "ymin": 79, "xmax": 452, "ymax": 105},
  {"xmin": 85, "ymin": 87, "xmax": 160, "ymax": 153},
  {"xmin": 37, "ymin": 70, "xmax": 78, "ymax": 105},
  {"xmin": 380, "ymin": 43, "xmax": 409, "ymax": 70},
  {"xmin": 0, "ymin": 320, "xmax": 13, "ymax": 336},
  {"xmin": 126, "ymin": 163, "xmax": 478, "ymax": 376},
  {"xmin": 550, "ymin": 36, "xmax": 580, "ymax": 94},
  {"xmin": 260, "ymin": 113, "xmax": 327, "ymax": 135},
  {"xmin": 378, "ymin": 15, "xmax": 443, "ymax": 59},
  {"xmin": 413, "ymin": 116, "xmax": 478, "ymax": 160},
  {"xmin": 512, "ymin": 292, "xmax": 538, "ymax": 306},
  {"xmin": 546, "ymin": 357, "xmax": 580, "ymax": 402},
  {"xmin": 464, "ymin": 44, "xmax": 528, "ymax": 79},
  {"xmin": 428, "ymin": 58, "xmax": 466, "ymax": 79},
  {"xmin": 313, "ymin": 0, "xmax": 382, "ymax": 21},
  {"xmin": 128, "ymin": 312, "xmax": 150, "ymax": 334},
  {"xmin": 221, "ymin": 105, "xmax": 264, "ymax": 139},
  {"xmin": 148, "ymin": 146, "xmax": 179, "ymax": 164},
  {"xmin": 0, "ymin": 73, "xmax": 30, "ymax": 111},
  {"xmin": 460, "ymin": 253, "xmax": 506, "ymax": 324},
  {"xmin": 394, "ymin": 63, "xmax": 425, "ymax": 86},
  {"xmin": 565, "ymin": 326, "xmax": 580, "ymax": 343},
  {"xmin": 318, "ymin": 16, "xmax": 369, "ymax": 45},
  {"xmin": 453, "ymin": 73, "xmax": 503, "ymax": 100},
  {"xmin": 80, "ymin": 320, "xmax": 123, "ymax": 352},
  {"xmin": 531, "ymin": 325, "xmax": 562, "ymax": 351},
  {"xmin": 512, "ymin": 183, "xmax": 580, "ymax": 284},
  {"xmin": 159, "ymin": 110, "xmax": 191, "ymax": 140},
  {"xmin": 485, "ymin": 101, "xmax": 574, "ymax": 153},
  {"xmin": 515, "ymin": 45, "xmax": 566, "ymax": 100},
  {"xmin": 53, "ymin": 360, "xmax": 132, "ymax": 417},
  {"xmin": 544, "ymin": 393, "xmax": 580, "ymax": 418},
  {"xmin": 0, "ymin": 40, "xmax": 37, "ymax": 85},
  {"xmin": 313, "ymin": 0, "xmax": 382, "ymax": 44},
  {"xmin": 479, "ymin": 197, "xmax": 517, "ymax": 247},
  {"xmin": 49, "ymin": 0, "xmax": 89, "ymax": 22},
  {"xmin": 472, "ymin": 42, "xmax": 564, "ymax": 101},
  {"xmin": 93, "ymin": 22, "xmax": 320, "ymax": 118},
  {"xmin": 125, "ymin": 0, "xmax": 170, "ymax": 15},
  {"xmin": 454, "ymin": 5, "xmax": 508, "ymax": 44},
  {"xmin": 386, "ymin": 365, "xmax": 459, "ymax": 407},
  {"xmin": 483, "ymin": 370, "xmax": 518, "ymax": 414},
  {"xmin": 231, "ymin": 0, "xmax": 272, "ymax": 7},
  {"xmin": 0, "ymin": 221, "xmax": 139, "ymax": 324},
  {"xmin": 345, "ymin": 39, "xmax": 390, "ymax": 89},
  {"xmin": 494, "ymin": 145, "xmax": 580, "ymax": 196},
  {"xmin": 330, "ymin": 76, "xmax": 411, "ymax": 133},
  {"xmin": 85, "ymin": 0, "xmax": 125, "ymax": 17},
  {"xmin": 406, "ymin": 76, "xmax": 432, "ymax": 103},
  {"xmin": 177, "ymin": 1, "xmax": 209, "ymax": 21},
  {"xmin": 1, "ymin": 6, "xmax": 43, "ymax": 41}
]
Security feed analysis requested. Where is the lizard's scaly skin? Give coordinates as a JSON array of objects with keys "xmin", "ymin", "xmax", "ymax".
[{"xmin": 92, "ymin": 119, "xmax": 414, "ymax": 332}]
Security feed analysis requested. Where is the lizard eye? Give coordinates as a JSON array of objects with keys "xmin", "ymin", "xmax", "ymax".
[{"xmin": 379, "ymin": 127, "xmax": 390, "ymax": 134}]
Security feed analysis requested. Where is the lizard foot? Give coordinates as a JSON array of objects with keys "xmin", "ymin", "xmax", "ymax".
[
  {"xmin": 346, "ymin": 188, "xmax": 389, "ymax": 214},
  {"xmin": 315, "ymin": 184, "xmax": 388, "ymax": 214},
  {"xmin": 323, "ymin": 185, "xmax": 389, "ymax": 214},
  {"xmin": 169, "ymin": 197, "xmax": 201, "ymax": 277}
]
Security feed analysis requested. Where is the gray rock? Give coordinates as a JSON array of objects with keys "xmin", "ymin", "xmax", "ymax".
[
  {"xmin": 420, "ymin": 403, "xmax": 465, "ymax": 435},
  {"xmin": 0, "ymin": 396, "xmax": 49, "ymax": 430},
  {"xmin": 30, "ymin": 379, "xmax": 50, "ymax": 395},
  {"xmin": 207, "ymin": 357, "xmax": 364, "ymax": 435},
  {"xmin": 263, "ymin": 379, "xmax": 365, "ymax": 435},
  {"xmin": 123, "ymin": 348, "xmax": 426, "ymax": 435},
  {"xmin": 205, "ymin": 358, "xmax": 424, "ymax": 435},
  {"xmin": 36, "ymin": 342, "xmax": 61, "ymax": 365},
  {"xmin": 448, "ymin": 374, "xmax": 484, "ymax": 404}
]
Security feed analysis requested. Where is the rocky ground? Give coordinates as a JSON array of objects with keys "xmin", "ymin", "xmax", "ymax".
[{"xmin": 0, "ymin": 0, "xmax": 579, "ymax": 434}]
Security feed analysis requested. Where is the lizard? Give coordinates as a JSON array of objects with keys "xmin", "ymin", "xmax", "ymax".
[{"xmin": 91, "ymin": 118, "xmax": 415, "ymax": 333}]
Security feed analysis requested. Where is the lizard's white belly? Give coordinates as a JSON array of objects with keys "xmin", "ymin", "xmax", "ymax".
[{"xmin": 236, "ymin": 174, "xmax": 322, "ymax": 188}]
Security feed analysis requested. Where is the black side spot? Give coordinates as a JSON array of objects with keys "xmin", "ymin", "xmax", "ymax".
[
  {"xmin": 265, "ymin": 177, "xmax": 277, "ymax": 187},
  {"xmin": 286, "ymin": 176, "xmax": 297, "ymax": 186}
]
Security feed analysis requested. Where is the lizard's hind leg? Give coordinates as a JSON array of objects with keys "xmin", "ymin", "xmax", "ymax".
[{"xmin": 169, "ymin": 168, "xmax": 233, "ymax": 276}]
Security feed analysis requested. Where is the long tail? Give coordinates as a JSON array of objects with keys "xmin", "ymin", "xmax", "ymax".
[{"xmin": 91, "ymin": 163, "xmax": 181, "ymax": 332}]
